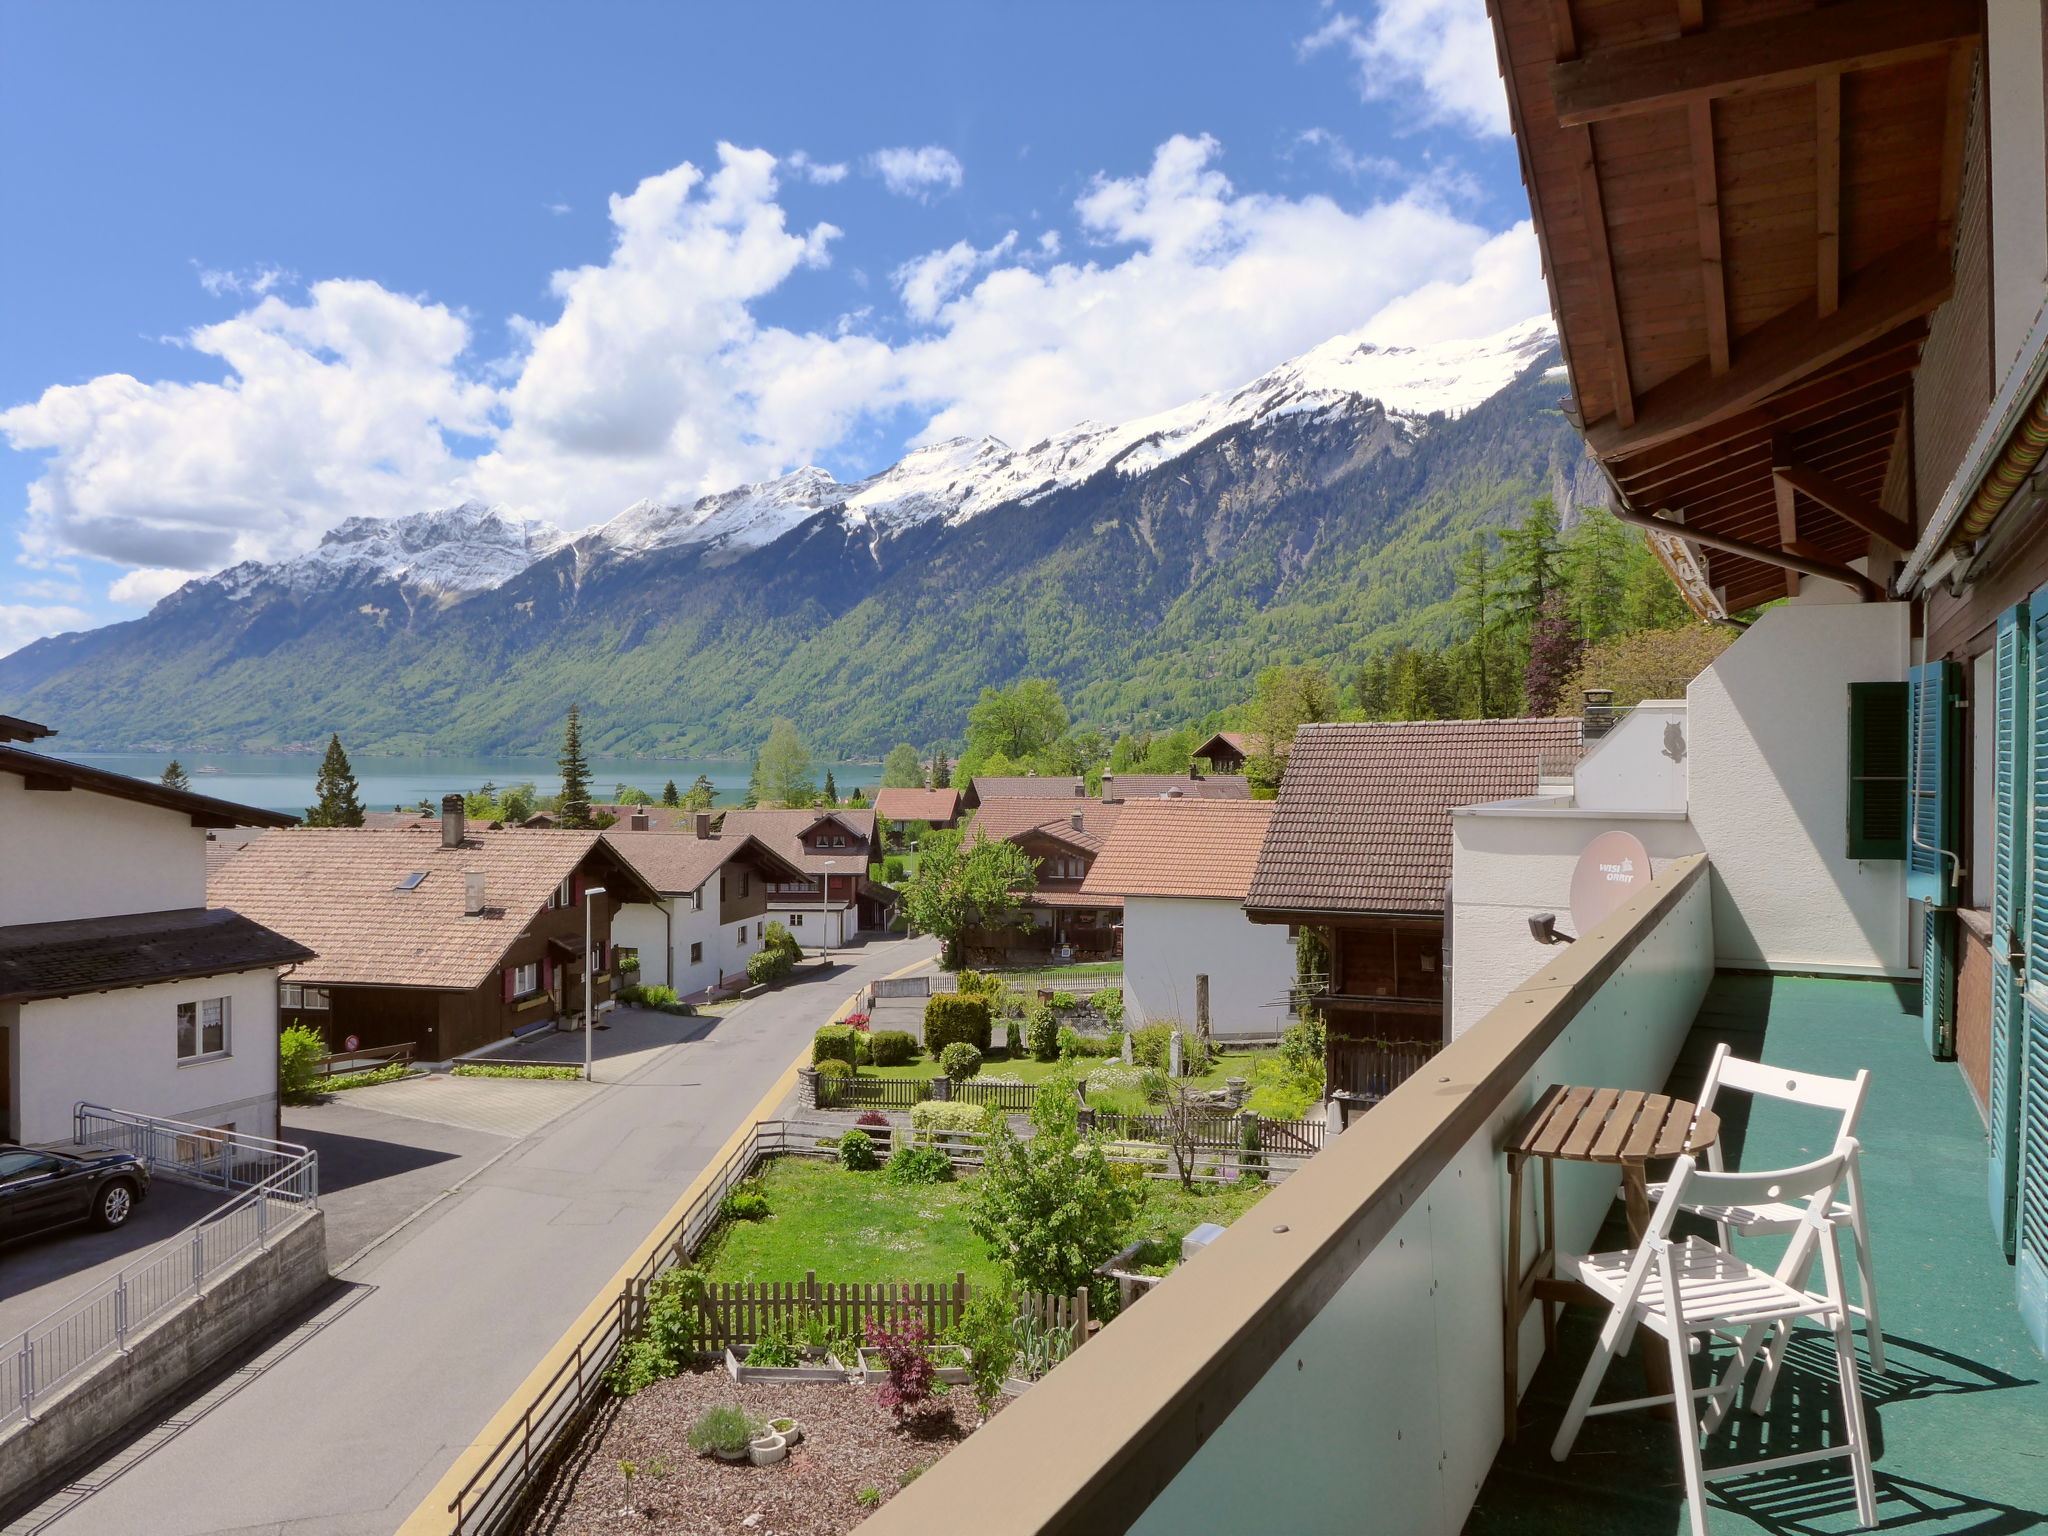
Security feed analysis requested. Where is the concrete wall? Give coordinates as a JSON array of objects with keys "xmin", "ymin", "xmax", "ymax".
[
  {"xmin": 1449, "ymin": 805, "xmax": 1703, "ymax": 1038},
  {"xmin": 12, "ymin": 970, "xmax": 282, "ymax": 1144},
  {"xmin": 1121, "ymin": 897, "xmax": 1294, "ymax": 1038},
  {"xmin": 1126, "ymin": 866, "xmax": 1713, "ymax": 1536},
  {"xmin": 1571, "ymin": 702, "xmax": 1687, "ymax": 812},
  {"xmin": 1686, "ymin": 601, "xmax": 1912, "ymax": 975},
  {"xmin": 1989, "ymin": 0, "xmax": 2048, "ymax": 381},
  {"xmin": 0, "ymin": 774, "xmax": 206, "ymax": 926},
  {"xmin": 0, "ymin": 1210, "xmax": 326, "ymax": 1508}
]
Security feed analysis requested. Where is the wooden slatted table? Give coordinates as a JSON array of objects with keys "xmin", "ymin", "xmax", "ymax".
[{"xmin": 1502, "ymin": 1083, "xmax": 1721, "ymax": 1441}]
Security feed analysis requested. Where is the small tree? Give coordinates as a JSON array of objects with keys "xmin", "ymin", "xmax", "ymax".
[
  {"xmin": 278, "ymin": 1024, "xmax": 328, "ymax": 1104},
  {"xmin": 557, "ymin": 705, "xmax": 593, "ymax": 829},
  {"xmin": 304, "ymin": 735, "xmax": 366, "ymax": 827},
  {"xmin": 882, "ymin": 742, "xmax": 924, "ymax": 788},
  {"xmin": 928, "ymin": 747, "xmax": 951, "ymax": 789},
  {"xmin": 1523, "ymin": 588, "xmax": 1584, "ymax": 717},
  {"xmin": 900, "ymin": 830, "xmax": 1036, "ymax": 970},
  {"xmin": 661, "ymin": 779, "xmax": 680, "ymax": 807},
  {"xmin": 161, "ymin": 759, "xmax": 191, "ymax": 792},
  {"xmin": 755, "ymin": 718, "xmax": 817, "ymax": 807},
  {"xmin": 683, "ymin": 773, "xmax": 717, "ymax": 811},
  {"xmin": 823, "ymin": 769, "xmax": 839, "ymax": 805},
  {"xmin": 869, "ymin": 1317, "xmax": 940, "ymax": 1423}
]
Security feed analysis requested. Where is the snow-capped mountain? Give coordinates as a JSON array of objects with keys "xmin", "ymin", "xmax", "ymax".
[{"xmin": 202, "ymin": 502, "xmax": 566, "ymax": 601}]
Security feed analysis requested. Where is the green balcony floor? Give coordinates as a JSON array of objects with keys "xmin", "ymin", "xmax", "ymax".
[{"xmin": 1466, "ymin": 973, "xmax": 2048, "ymax": 1536}]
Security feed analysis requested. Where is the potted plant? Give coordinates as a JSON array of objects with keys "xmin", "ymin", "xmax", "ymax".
[
  {"xmin": 748, "ymin": 1426, "xmax": 788, "ymax": 1466},
  {"xmin": 767, "ymin": 1414, "xmax": 803, "ymax": 1445},
  {"xmin": 687, "ymin": 1405, "xmax": 757, "ymax": 1463}
]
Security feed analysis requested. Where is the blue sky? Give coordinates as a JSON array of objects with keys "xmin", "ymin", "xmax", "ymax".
[{"xmin": 0, "ymin": 0, "xmax": 1537, "ymax": 649}]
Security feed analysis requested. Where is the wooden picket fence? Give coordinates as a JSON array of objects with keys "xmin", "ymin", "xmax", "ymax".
[
  {"xmin": 690, "ymin": 1269, "xmax": 1088, "ymax": 1354},
  {"xmin": 814, "ymin": 1074, "xmax": 929, "ymax": 1110},
  {"xmin": 951, "ymin": 1078, "xmax": 1040, "ymax": 1112}
]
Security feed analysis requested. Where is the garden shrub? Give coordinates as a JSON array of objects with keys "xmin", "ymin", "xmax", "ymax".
[
  {"xmin": 609, "ymin": 1267, "xmax": 708, "ymax": 1394},
  {"xmin": 452, "ymin": 1063, "xmax": 580, "ymax": 1080},
  {"xmin": 868, "ymin": 1029, "xmax": 918, "ymax": 1066},
  {"xmin": 278, "ymin": 1025, "xmax": 327, "ymax": 1105},
  {"xmin": 813, "ymin": 1025, "xmax": 860, "ymax": 1065},
  {"xmin": 1025, "ymin": 1003, "xmax": 1060, "ymax": 1062},
  {"xmin": 869, "ymin": 1318, "xmax": 940, "ymax": 1423},
  {"xmin": 910, "ymin": 1099, "xmax": 993, "ymax": 1142},
  {"xmin": 1095, "ymin": 987, "xmax": 1125, "ymax": 1030},
  {"xmin": 762, "ymin": 920, "xmax": 802, "ymax": 960},
  {"xmin": 744, "ymin": 1313, "xmax": 803, "ymax": 1367},
  {"xmin": 883, "ymin": 854, "xmax": 908, "ymax": 882},
  {"xmin": 720, "ymin": 1188, "xmax": 769, "ymax": 1221},
  {"xmin": 318, "ymin": 1064, "xmax": 414, "ymax": 1091},
  {"xmin": 838, "ymin": 1128, "xmax": 879, "ymax": 1170},
  {"xmin": 1132, "ymin": 1022, "xmax": 1212, "ymax": 1075},
  {"xmin": 686, "ymin": 1404, "xmax": 758, "ymax": 1457},
  {"xmin": 953, "ymin": 968, "xmax": 1004, "ymax": 1001},
  {"xmin": 939, "ymin": 1041, "xmax": 983, "ymax": 1081},
  {"xmin": 813, "ymin": 1057, "xmax": 852, "ymax": 1080},
  {"xmin": 1004, "ymin": 1018, "xmax": 1024, "ymax": 1057},
  {"xmin": 855, "ymin": 1109, "xmax": 891, "ymax": 1129},
  {"xmin": 954, "ymin": 1284, "xmax": 1018, "ymax": 1410},
  {"xmin": 884, "ymin": 1143, "xmax": 954, "ymax": 1186},
  {"xmin": 923, "ymin": 993, "xmax": 991, "ymax": 1053},
  {"xmin": 1048, "ymin": 990, "xmax": 1078, "ymax": 1011},
  {"xmin": 748, "ymin": 947, "xmax": 794, "ymax": 985}
]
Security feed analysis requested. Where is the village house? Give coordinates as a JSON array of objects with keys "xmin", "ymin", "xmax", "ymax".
[
  {"xmin": 959, "ymin": 794, "xmax": 1128, "ymax": 961},
  {"xmin": 1190, "ymin": 730, "xmax": 1252, "ymax": 774},
  {"xmin": 960, "ymin": 768, "xmax": 1249, "ymax": 810},
  {"xmin": 869, "ymin": 785, "xmax": 960, "ymax": 833},
  {"xmin": 714, "ymin": 807, "xmax": 896, "ymax": 946},
  {"xmin": 0, "ymin": 718, "xmax": 313, "ymax": 1143},
  {"xmin": 1079, "ymin": 798, "xmax": 1286, "ymax": 1037},
  {"xmin": 603, "ymin": 817, "xmax": 808, "ymax": 994},
  {"xmin": 208, "ymin": 797, "xmax": 659, "ymax": 1061}
]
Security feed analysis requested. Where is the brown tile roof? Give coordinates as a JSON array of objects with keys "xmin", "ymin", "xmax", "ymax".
[
  {"xmin": 0, "ymin": 744, "xmax": 300, "ymax": 828},
  {"xmin": 970, "ymin": 773, "xmax": 1248, "ymax": 804},
  {"xmin": 716, "ymin": 808, "xmax": 875, "ymax": 876},
  {"xmin": 1081, "ymin": 801, "xmax": 1278, "ymax": 901},
  {"xmin": 206, "ymin": 828, "xmax": 656, "ymax": 989},
  {"xmin": 870, "ymin": 787, "xmax": 960, "ymax": 823},
  {"xmin": 963, "ymin": 798, "xmax": 1127, "ymax": 851},
  {"xmin": 1245, "ymin": 719, "xmax": 1583, "ymax": 916},
  {"xmin": 601, "ymin": 830, "xmax": 807, "ymax": 895},
  {"xmin": 362, "ymin": 811, "xmax": 443, "ymax": 831},
  {"xmin": 1024, "ymin": 889, "xmax": 1123, "ymax": 909},
  {"xmin": 0, "ymin": 907, "xmax": 316, "ymax": 1004}
]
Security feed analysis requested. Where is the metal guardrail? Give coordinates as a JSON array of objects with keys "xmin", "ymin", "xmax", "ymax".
[{"xmin": 3, "ymin": 1107, "xmax": 318, "ymax": 1428}]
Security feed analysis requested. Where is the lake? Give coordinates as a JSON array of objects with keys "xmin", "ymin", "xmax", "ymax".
[{"xmin": 38, "ymin": 750, "xmax": 884, "ymax": 818}]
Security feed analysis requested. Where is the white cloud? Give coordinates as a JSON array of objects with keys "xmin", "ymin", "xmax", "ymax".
[
  {"xmin": 4, "ymin": 133, "xmax": 1546, "ymax": 580},
  {"xmin": 785, "ymin": 151, "xmax": 849, "ymax": 185},
  {"xmin": 546, "ymin": 202, "xmax": 572, "ymax": 216},
  {"xmin": 108, "ymin": 566, "xmax": 202, "ymax": 606},
  {"xmin": 194, "ymin": 262, "xmax": 292, "ymax": 298},
  {"xmin": 0, "ymin": 603, "xmax": 92, "ymax": 652},
  {"xmin": 1301, "ymin": 2, "xmax": 1508, "ymax": 138},
  {"xmin": 870, "ymin": 145, "xmax": 964, "ymax": 200},
  {"xmin": 1294, "ymin": 127, "xmax": 1403, "ymax": 182}
]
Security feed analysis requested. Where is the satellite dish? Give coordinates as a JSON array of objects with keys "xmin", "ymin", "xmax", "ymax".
[{"xmin": 1569, "ymin": 830, "xmax": 1652, "ymax": 936}]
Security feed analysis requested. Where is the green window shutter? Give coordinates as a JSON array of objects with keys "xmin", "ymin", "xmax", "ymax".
[
  {"xmin": 1907, "ymin": 660, "xmax": 1962, "ymax": 904},
  {"xmin": 1924, "ymin": 908, "xmax": 1958, "ymax": 1060},
  {"xmin": 2018, "ymin": 590, "xmax": 2048, "ymax": 1353},
  {"xmin": 1847, "ymin": 681, "xmax": 1908, "ymax": 859},
  {"xmin": 1991, "ymin": 600, "xmax": 2030, "ymax": 1254}
]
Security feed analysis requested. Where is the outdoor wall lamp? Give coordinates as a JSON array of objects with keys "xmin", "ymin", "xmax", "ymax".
[{"xmin": 1529, "ymin": 913, "xmax": 1576, "ymax": 945}]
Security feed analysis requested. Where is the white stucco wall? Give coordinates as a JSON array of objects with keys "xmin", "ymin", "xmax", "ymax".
[
  {"xmin": 1449, "ymin": 806, "xmax": 1704, "ymax": 1038},
  {"xmin": 610, "ymin": 891, "xmax": 765, "ymax": 994},
  {"xmin": 11, "ymin": 968, "xmax": 283, "ymax": 1144},
  {"xmin": 1686, "ymin": 601, "xmax": 1912, "ymax": 975},
  {"xmin": 1571, "ymin": 702, "xmax": 1687, "ymax": 812},
  {"xmin": 769, "ymin": 904, "xmax": 849, "ymax": 948},
  {"xmin": 1121, "ymin": 897, "xmax": 1296, "ymax": 1039},
  {"xmin": 0, "ymin": 773, "xmax": 208, "ymax": 925},
  {"xmin": 1989, "ymin": 0, "xmax": 2048, "ymax": 380}
]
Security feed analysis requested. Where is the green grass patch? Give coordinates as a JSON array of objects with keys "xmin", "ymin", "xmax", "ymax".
[
  {"xmin": 858, "ymin": 1048, "xmax": 1268, "ymax": 1091},
  {"xmin": 319, "ymin": 1064, "xmax": 417, "ymax": 1092},
  {"xmin": 452, "ymin": 1063, "xmax": 582, "ymax": 1081}
]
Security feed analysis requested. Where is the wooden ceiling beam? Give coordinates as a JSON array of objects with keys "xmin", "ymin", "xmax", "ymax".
[
  {"xmin": 1771, "ymin": 457, "xmax": 1918, "ymax": 550},
  {"xmin": 1774, "ymin": 468, "xmax": 1802, "ymax": 597},
  {"xmin": 1587, "ymin": 239, "xmax": 1949, "ymax": 460},
  {"xmin": 1572, "ymin": 123, "xmax": 1636, "ymax": 427},
  {"xmin": 1815, "ymin": 74, "xmax": 1841, "ymax": 317},
  {"xmin": 1552, "ymin": 0, "xmax": 1981, "ymax": 128},
  {"xmin": 1934, "ymin": 45, "xmax": 1976, "ymax": 250},
  {"xmin": 1689, "ymin": 98, "xmax": 1731, "ymax": 373}
]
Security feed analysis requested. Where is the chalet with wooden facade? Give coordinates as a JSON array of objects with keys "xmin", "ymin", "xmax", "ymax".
[
  {"xmin": 959, "ymin": 796, "xmax": 1127, "ymax": 960},
  {"xmin": 961, "ymin": 769, "xmax": 1249, "ymax": 810},
  {"xmin": 1191, "ymin": 731, "xmax": 1251, "ymax": 774},
  {"xmin": 208, "ymin": 799, "xmax": 659, "ymax": 1061},
  {"xmin": 714, "ymin": 807, "xmax": 895, "ymax": 946}
]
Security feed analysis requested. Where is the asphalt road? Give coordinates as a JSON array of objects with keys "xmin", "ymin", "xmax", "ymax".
[{"xmin": 20, "ymin": 933, "xmax": 937, "ymax": 1536}]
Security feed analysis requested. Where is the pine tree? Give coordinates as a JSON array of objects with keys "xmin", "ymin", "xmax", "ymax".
[
  {"xmin": 1454, "ymin": 535, "xmax": 1504, "ymax": 718},
  {"xmin": 161, "ymin": 760, "xmax": 190, "ymax": 792},
  {"xmin": 823, "ymin": 769, "xmax": 839, "ymax": 805},
  {"xmin": 661, "ymin": 779, "xmax": 680, "ymax": 807},
  {"xmin": 684, "ymin": 774, "xmax": 717, "ymax": 811},
  {"xmin": 928, "ymin": 747, "xmax": 951, "ymax": 790},
  {"xmin": 557, "ymin": 706, "xmax": 593, "ymax": 829},
  {"xmin": 1498, "ymin": 496, "xmax": 1564, "ymax": 640},
  {"xmin": 305, "ymin": 735, "xmax": 365, "ymax": 827}
]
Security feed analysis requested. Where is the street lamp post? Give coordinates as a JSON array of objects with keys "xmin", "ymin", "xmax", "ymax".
[{"xmin": 584, "ymin": 885, "xmax": 607, "ymax": 1081}]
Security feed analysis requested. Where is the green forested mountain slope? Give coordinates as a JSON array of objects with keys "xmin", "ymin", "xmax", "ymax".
[{"xmin": 0, "ymin": 354, "xmax": 1591, "ymax": 756}]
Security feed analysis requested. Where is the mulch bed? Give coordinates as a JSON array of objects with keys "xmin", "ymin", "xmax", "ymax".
[{"xmin": 533, "ymin": 1365, "xmax": 1005, "ymax": 1533}]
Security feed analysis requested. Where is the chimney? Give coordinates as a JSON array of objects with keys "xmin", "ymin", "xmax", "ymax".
[
  {"xmin": 464, "ymin": 871, "xmax": 487, "ymax": 916},
  {"xmin": 694, "ymin": 811, "xmax": 713, "ymax": 839},
  {"xmin": 441, "ymin": 794, "xmax": 466, "ymax": 848},
  {"xmin": 1188, "ymin": 763, "xmax": 1201, "ymax": 780},
  {"xmin": 630, "ymin": 812, "xmax": 651, "ymax": 831},
  {"xmin": 1101, "ymin": 773, "xmax": 1116, "ymax": 804},
  {"xmin": 1073, "ymin": 775, "xmax": 1085, "ymax": 797},
  {"xmin": 1070, "ymin": 809, "xmax": 1084, "ymax": 832}
]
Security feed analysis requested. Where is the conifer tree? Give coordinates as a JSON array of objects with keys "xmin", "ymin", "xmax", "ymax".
[
  {"xmin": 684, "ymin": 774, "xmax": 716, "ymax": 811},
  {"xmin": 823, "ymin": 769, "xmax": 839, "ymax": 805},
  {"xmin": 929, "ymin": 747, "xmax": 951, "ymax": 789},
  {"xmin": 557, "ymin": 706, "xmax": 593, "ymax": 829},
  {"xmin": 661, "ymin": 779, "xmax": 680, "ymax": 807},
  {"xmin": 161, "ymin": 760, "xmax": 190, "ymax": 792},
  {"xmin": 305, "ymin": 735, "xmax": 365, "ymax": 827}
]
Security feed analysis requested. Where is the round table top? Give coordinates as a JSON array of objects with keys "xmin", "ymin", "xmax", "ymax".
[{"xmin": 1509, "ymin": 1083, "xmax": 1720, "ymax": 1164}]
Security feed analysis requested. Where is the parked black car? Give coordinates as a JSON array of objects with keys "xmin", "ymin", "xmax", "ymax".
[{"xmin": 0, "ymin": 1145, "xmax": 150, "ymax": 1241}]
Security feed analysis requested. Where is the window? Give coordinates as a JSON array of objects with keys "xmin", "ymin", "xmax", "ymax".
[
  {"xmin": 815, "ymin": 836, "xmax": 830, "ymax": 849},
  {"xmin": 720, "ymin": 874, "xmax": 729, "ymax": 901},
  {"xmin": 550, "ymin": 876, "xmax": 576, "ymax": 909},
  {"xmin": 690, "ymin": 941, "xmax": 704, "ymax": 965},
  {"xmin": 832, "ymin": 835, "xmax": 847, "ymax": 848},
  {"xmin": 790, "ymin": 912, "xmax": 804, "ymax": 927},
  {"xmin": 691, "ymin": 886, "xmax": 704, "ymax": 912},
  {"xmin": 512, "ymin": 961, "xmax": 541, "ymax": 997},
  {"xmin": 614, "ymin": 946, "xmax": 638, "ymax": 975},
  {"xmin": 737, "ymin": 926, "xmax": 745, "ymax": 944},
  {"xmin": 396, "ymin": 871, "xmax": 427, "ymax": 892},
  {"xmin": 0, "ymin": 1150, "xmax": 60, "ymax": 1182},
  {"xmin": 176, "ymin": 997, "xmax": 230, "ymax": 1061},
  {"xmin": 279, "ymin": 983, "xmax": 330, "ymax": 1009},
  {"xmin": 741, "ymin": 872, "xmax": 750, "ymax": 897},
  {"xmin": 1847, "ymin": 681, "xmax": 1909, "ymax": 860}
]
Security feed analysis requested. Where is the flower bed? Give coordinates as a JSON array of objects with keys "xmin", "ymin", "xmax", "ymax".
[{"xmin": 724, "ymin": 1345, "xmax": 851, "ymax": 1383}]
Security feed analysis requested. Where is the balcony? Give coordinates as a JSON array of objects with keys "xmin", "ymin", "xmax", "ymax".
[{"xmin": 858, "ymin": 853, "xmax": 2048, "ymax": 1535}]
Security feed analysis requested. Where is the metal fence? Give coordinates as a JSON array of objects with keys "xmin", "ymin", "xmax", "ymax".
[{"xmin": 4, "ymin": 1107, "xmax": 318, "ymax": 1428}]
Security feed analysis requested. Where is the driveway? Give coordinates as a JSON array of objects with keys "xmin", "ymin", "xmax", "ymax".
[
  {"xmin": 0, "ymin": 1180, "xmax": 225, "ymax": 1347},
  {"xmin": 19, "ymin": 933, "xmax": 937, "ymax": 1536}
]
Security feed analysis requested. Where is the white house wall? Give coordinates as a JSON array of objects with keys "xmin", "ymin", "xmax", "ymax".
[
  {"xmin": 0, "ymin": 774, "xmax": 207, "ymax": 926},
  {"xmin": 12, "ymin": 968, "xmax": 284, "ymax": 1144},
  {"xmin": 1570, "ymin": 703, "xmax": 1687, "ymax": 812},
  {"xmin": 1122, "ymin": 896, "xmax": 1295, "ymax": 1039},
  {"xmin": 769, "ymin": 904, "xmax": 848, "ymax": 948},
  {"xmin": 611, "ymin": 890, "xmax": 765, "ymax": 995},
  {"xmin": 1686, "ymin": 601, "xmax": 1912, "ymax": 975}
]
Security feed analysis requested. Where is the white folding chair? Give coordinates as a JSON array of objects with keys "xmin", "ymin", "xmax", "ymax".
[
  {"xmin": 1551, "ymin": 1140, "xmax": 1879, "ymax": 1536},
  {"xmin": 1648, "ymin": 1043, "xmax": 1884, "ymax": 1377}
]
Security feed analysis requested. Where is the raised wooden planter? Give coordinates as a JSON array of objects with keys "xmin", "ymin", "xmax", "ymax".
[
  {"xmin": 857, "ymin": 1344, "xmax": 972, "ymax": 1386},
  {"xmin": 1000, "ymin": 1376, "xmax": 1036, "ymax": 1398},
  {"xmin": 723, "ymin": 1346, "xmax": 851, "ymax": 1383}
]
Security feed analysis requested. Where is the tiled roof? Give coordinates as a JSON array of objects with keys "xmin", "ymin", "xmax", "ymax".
[
  {"xmin": 601, "ymin": 830, "xmax": 807, "ymax": 895},
  {"xmin": 1024, "ymin": 889, "xmax": 1123, "ymax": 909},
  {"xmin": 0, "ymin": 714, "xmax": 55, "ymax": 744},
  {"xmin": 1245, "ymin": 718, "xmax": 1583, "ymax": 916},
  {"xmin": 1081, "ymin": 801, "xmax": 1277, "ymax": 901},
  {"xmin": 362, "ymin": 811, "xmax": 442, "ymax": 830},
  {"xmin": 0, "ymin": 907, "xmax": 316, "ymax": 1004},
  {"xmin": 971, "ymin": 773, "xmax": 1249, "ymax": 803},
  {"xmin": 0, "ymin": 744, "xmax": 301, "ymax": 828},
  {"xmin": 206, "ymin": 828, "xmax": 655, "ymax": 989},
  {"xmin": 871, "ymin": 787, "xmax": 960, "ymax": 823},
  {"xmin": 717, "ymin": 808, "xmax": 875, "ymax": 876},
  {"xmin": 964, "ymin": 798, "xmax": 1127, "ymax": 851}
]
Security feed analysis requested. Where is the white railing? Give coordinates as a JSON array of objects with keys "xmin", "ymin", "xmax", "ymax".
[{"xmin": 3, "ymin": 1109, "xmax": 318, "ymax": 1428}]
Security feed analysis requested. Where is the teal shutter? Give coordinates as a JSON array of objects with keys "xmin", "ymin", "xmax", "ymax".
[
  {"xmin": 1991, "ymin": 601, "xmax": 2030, "ymax": 1254},
  {"xmin": 2020, "ymin": 594, "xmax": 2048, "ymax": 1354},
  {"xmin": 1911, "ymin": 660, "xmax": 1962, "ymax": 1057},
  {"xmin": 1924, "ymin": 909, "xmax": 1957, "ymax": 1059},
  {"xmin": 1847, "ymin": 682, "xmax": 1909, "ymax": 858}
]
